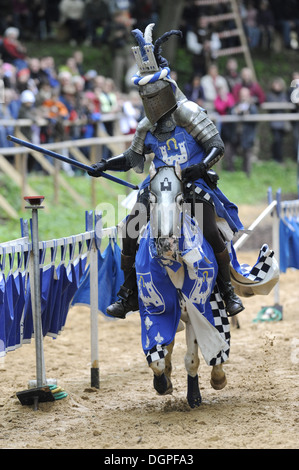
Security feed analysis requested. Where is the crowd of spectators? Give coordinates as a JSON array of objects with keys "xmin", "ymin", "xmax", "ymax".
[
  {"xmin": 0, "ymin": 1, "xmax": 159, "ymax": 45},
  {"xmin": 0, "ymin": 44, "xmax": 145, "ymax": 173},
  {"xmin": 0, "ymin": 0, "xmax": 298, "ymax": 176},
  {"xmin": 184, "ymin": 60, "xmax": 299, "ymax": 175},
  {"xmin": 180, "ymin": 0, "xmax": 299, "ymax": 174}
]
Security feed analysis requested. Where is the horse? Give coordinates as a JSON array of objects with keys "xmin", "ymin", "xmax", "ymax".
[{"xmin": 134, "ymin": 163, "xmax": 230, "ymax": 408}]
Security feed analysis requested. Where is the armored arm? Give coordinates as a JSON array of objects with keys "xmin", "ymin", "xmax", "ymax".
[
  {"xmin": 202, "ymin": 146, "xmax": 223, "ymax": 170},
  {"xmin": 88, "ymin": 117, "xmax": 152, "ymax": 177},
  {"xmin": 88, "ymin": 153, "xmax": 132, "ymax": 177},
  {"xmin": 175, "ymin": 100, "xmax": 224, "ymax": 182},
  {"xmin": 174, "ymin": 100, "xmax": 224, "ymax": 166}
]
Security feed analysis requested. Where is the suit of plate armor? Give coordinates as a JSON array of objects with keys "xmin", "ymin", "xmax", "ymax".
[{"xmin": 88, "ymin": 24, "xmax": 244, "ymax": 318}]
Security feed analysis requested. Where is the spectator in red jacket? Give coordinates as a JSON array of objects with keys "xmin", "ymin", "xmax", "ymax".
[
  {"xmin": 1, "ymin": 27, "xmax": 28, "ymax": 70},
  {"xmin": 232, "ymin": 67, "xmax": 265, "ymax": 106},
  {"xmin": 214, "ymin": 86, "xmax": 235, "ymax": 116}
]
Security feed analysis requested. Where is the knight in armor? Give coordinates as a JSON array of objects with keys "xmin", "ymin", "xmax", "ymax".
[{"xmin": 88, "ymin": 24, "xmax": 244, "ymax": 319}]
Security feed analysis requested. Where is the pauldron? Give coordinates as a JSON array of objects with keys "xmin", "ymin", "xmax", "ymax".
[
  {"xmin": 130, "ymin": 116, "xmax": 152, "ymax": 156},
  {"xmin": 174, "ymin": 100, "xmax": 221, "ymax": 150}
]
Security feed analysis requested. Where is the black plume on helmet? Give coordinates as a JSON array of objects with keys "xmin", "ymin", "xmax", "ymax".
[{"xmin": 153, "ymin": 30, "xmax": 183, "ymax": 67}]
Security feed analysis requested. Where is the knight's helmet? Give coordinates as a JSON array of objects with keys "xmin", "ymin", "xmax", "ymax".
[{"xmin": 131, "ymin": 24, "xmax": 183, "ymax": 125}]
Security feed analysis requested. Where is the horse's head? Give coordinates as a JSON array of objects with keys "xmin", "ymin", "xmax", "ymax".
[{"xmin": 149, "ymin": 162, "xmax": 183, "ymax": 259}]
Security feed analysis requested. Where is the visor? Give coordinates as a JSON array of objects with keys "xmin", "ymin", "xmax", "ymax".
[{"xmin": 139, "ymin": 80, "xmax": 177, "ymax": 125}]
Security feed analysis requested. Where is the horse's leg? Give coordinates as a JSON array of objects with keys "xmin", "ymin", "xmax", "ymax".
[
  {"xmin": 164, "ymin": 340, "xmax": 174, "ymax": 393},
  {"xmin": 185, "ymin": 321, "xmax": 201, "ymax": 408},
  {"xmin": 210, "ymin": 363, "xmax": 227, "ymax": 390},
  {"xmin": 230, "ymin": 316, "xmax": 240, "ymax": 329},
  {"xmin": 150, "ymin": 342, "xmax": 174, "ymax": 395}
]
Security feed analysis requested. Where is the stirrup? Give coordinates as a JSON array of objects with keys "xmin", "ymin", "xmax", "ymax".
[
  {"xmin": 118, "ymin": 285, "xmax": 134, "ymax": 302},
  {"xmin": 226, "ymin": 300, "xmax": 244, "ymax": 317}
]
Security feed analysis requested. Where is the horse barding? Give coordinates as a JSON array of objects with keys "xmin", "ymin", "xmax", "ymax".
[{"xmin": 134, "ymin": 163, "xmax": 279, "ymax": 408}]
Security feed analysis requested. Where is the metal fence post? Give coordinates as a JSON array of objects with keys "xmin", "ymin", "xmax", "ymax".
[
  {"xmin": 90, "ymin": 237, "xmax": 99, "ymax": 388},
  {"xmin": 25, "ymin": 196, "xmax": 46, "ymax": 388},
  {"xmin": 272, "ymin": 190, "xmax": 281, "ymax": 307},
  {"xmin": 86, "ymin": 210, "xmax": 100, "ymax": 388}
]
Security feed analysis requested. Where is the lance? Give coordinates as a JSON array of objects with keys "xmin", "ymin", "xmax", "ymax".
[{"xmin": 7, "ymin": 135, "xmax": 139, "ymax": 190}]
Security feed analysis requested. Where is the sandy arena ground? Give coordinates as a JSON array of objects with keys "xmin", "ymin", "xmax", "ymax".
[{"xmin": 0, "ymin": 204, "xmax": 298, "ymax": 450}]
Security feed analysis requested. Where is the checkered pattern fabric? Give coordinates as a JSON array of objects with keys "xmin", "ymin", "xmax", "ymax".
[
  {"xmin": 145, "ymin": 283, "xmax": 230, "ymax": 367},
  {"xmin": 208, "ymin": 283, "xmax": 231, "ymax": 365},
  {"xmin": 185, "ymin": 183, "xmax": 213, "ymax": 204},
  {"xmin": 241, "ymin": 244, "xmax": 275, "ymax": 282},
  {"xmin": 146, "ymin": 344, "xmax": 167, "ymax": 365}
]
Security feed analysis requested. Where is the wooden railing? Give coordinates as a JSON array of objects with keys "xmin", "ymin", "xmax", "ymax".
[{"xmin": 0, "ymin": 115, "xmax": 135, "ymax": 217}]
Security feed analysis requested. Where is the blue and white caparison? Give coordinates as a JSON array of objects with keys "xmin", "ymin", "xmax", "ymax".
[
  {"xmin": 135, "ymin": 163, "xmax": 279, "ymax": 408},
  {"xmin": 136, "ymin": 163, "xmax": 228, "ymax": 408}
]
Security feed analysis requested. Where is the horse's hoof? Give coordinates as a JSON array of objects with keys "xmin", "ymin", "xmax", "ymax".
[
  {"xmin": 153, "ymin": 373, "xmax": 173, "ymax": 395},
  {"xmin": 210, "ymin": 368, "xmax": 227, "ymax": 390},
  {"xmin": 188, "ymin": 395, "xmax": 202, "ymax": 408},
  {"xmin": 187, "ymin": 374, "xmax": 202, "ymax": 408}
]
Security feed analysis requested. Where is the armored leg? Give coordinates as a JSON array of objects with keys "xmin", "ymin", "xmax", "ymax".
[
  {"xmin": 192, "ymin": 198, "xmax": 244, "ymax": 317},
  {"xmin": 106, "ymin": 252, "xmax": 139, "ymax": 319},
  {"xmin": 215, "ymin": 248, "xmax": 244, "ymax": 316},
  {"xmin": 106, "ymin": 192, "xmax": 149, "ymax": 319}
]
